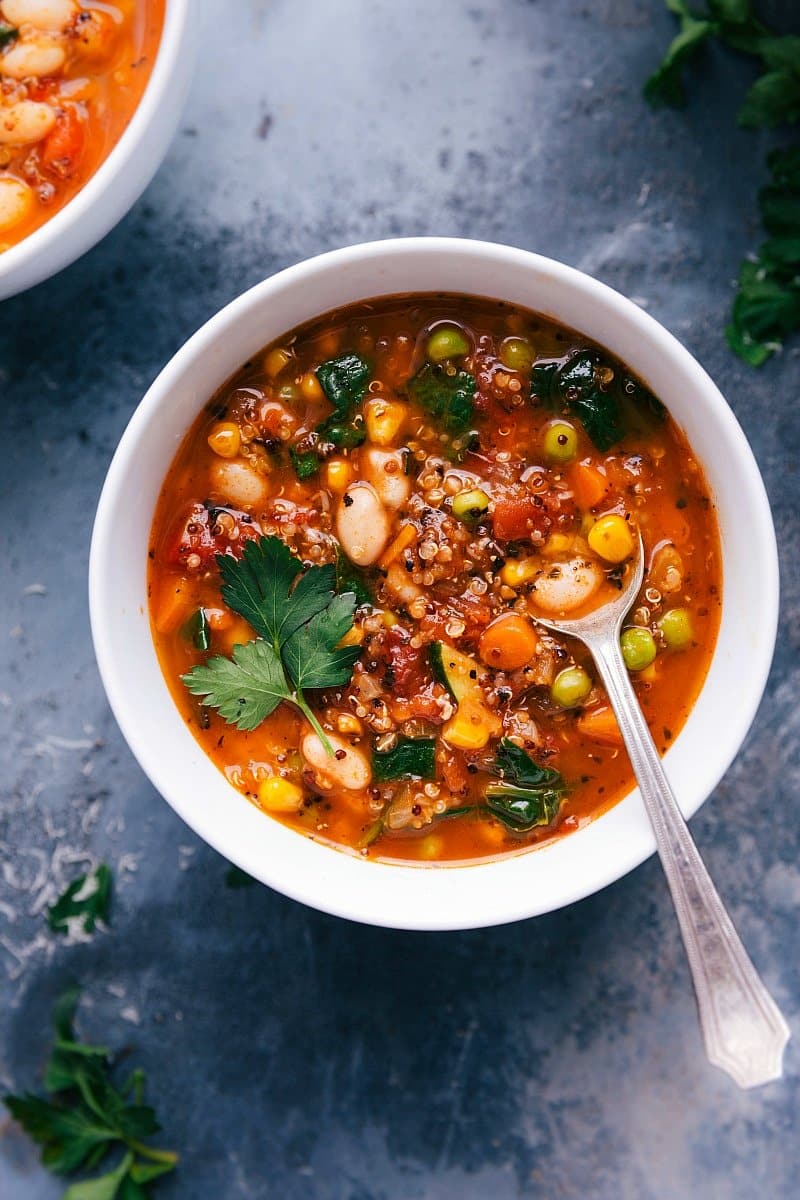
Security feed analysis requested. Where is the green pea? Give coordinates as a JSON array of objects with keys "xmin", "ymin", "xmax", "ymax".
[
  {"xmin": 551, "ymin": 666, "xmax": 592, "ymax": 709},
  {"xmin": 499, "ymin": 336, "xmax": 535, "ymax": 372},
  {"xmin": 452, "ymin": 487, "xmax": 490, "ymax": 522},
  {"xmin": 542, "ymin": 420, "xmax": 578, "ymax": 463},
  {"xmin": 658, "ymin": 607, "xmax": 694, "ymax": 650},
  {"xmin": 426, "ymin": 324, "xmax": 470, "ymax": 362},
  {"xmin": 621, "ymin": 627, "xmax": 657, "ymax": 671},
  {"xmin": 278, "ymin": 383, "xmax": 300, "ymax": 404}
]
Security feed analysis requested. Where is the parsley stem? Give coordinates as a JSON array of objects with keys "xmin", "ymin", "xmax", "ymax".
[
  {"xmin": 293, "ymin": 693, "xmax": 334, "ymax": 755},
  {"xmin": 127, "ymin": 1139, "xmax": 179, "ymax": 1165}
]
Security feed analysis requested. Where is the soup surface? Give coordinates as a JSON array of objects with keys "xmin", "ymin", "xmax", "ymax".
[
  {"xmin": 0, "ymin": 0, "xmax": 164, "ymax": 249},
  {"xmin": 149, "ymin": 295, "xmax": 722, "ymax": 865}
]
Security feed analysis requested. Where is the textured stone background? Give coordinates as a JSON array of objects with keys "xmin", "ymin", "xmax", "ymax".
[{"xmin": 1, "ymin": 1, "xmax": 798, "ymax": 1197}]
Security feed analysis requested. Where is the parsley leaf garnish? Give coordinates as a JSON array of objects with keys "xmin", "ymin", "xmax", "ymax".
[
  {"xmin": 645, "ymin": 3, "xmax": 800, "ymax": 362},
  {"xmin": 182, "ymin": 536, "xmax": 362, "ymax": 754},
  {"xmin": 4, "ymin": 989, "xmax": 178, "ymax": 1198},
  {"xmin": 218, "ymin": 536, "xmax": 334, "ymax": 650},
  {"xmin": 48, "ymin": 864, "xmax": 112, "ymax": 936},
  {"xmin": 484, "ymin": 739, "xmax": 565, "ymax": 831},
  {"xmin": 183, "ymin": 639, "xmax": 290, "ymax": 730}
]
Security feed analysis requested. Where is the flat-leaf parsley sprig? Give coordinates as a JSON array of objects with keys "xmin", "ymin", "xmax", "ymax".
[
  {"xmin": 4, "ymin": 989, "xmax": 178, "ymax": 1199},
  {"xmin": 644, "ymin": 0, "xmax": 800, "ymax": 363},
  {"xmin": 182, "ymin": 535, "xmax": 362, "ymax": 755},
  {"xmin": 47, "ymin": 863, "xmax": 112, "ymax": 936}
]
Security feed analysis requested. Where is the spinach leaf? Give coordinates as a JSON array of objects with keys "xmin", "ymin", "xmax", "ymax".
[
  {"xmin": 0, "ymin": 22, "xmax": 17, "ymax": 49},
  {"xmin": 316, "ymin": 353, "xmax": 370, "ymax": 451},
  {"xmin": 335, "ymin": 546, "xmax": 374, "ymax": 607},
  {"xmin": 316, "ymin": 354, "xmax": 371, "ymax": 414},
  {"xmin": 484, "ymin": 739, "xmax": 565, "ymax": 832},
  {"xmin": 533, "ymin": 350, "xmax": 624, "ymax": 451},
  {"xmin": 373, "ymin": 737, "xmax": 436, "ymax": 783},
  {"xmin": 289, "ymin": 448, "xmax": 319, "ymax": 480},
  {"xmin": 290, "ymin": 353, "xmax": 371, "ymax": 477},
  {"xmin": 180, "ymin": 609, "xmax": 210, "ymax": 651},
  {"xmin": 406, "ymin": 363, "xmax": 475, "ymax": 435}
]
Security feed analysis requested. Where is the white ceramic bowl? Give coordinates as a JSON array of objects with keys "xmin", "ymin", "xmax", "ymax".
[
  {"xmin": 0, "ymin": 0, "xmax": 194, "ymax": 300},
  {"xmin": 89, "ymin": 238, "xmax": 779, "ymax": 930}
]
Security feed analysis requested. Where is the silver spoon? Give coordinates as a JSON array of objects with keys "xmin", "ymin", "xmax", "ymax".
[{"xmin": 533, "ymin": 534, "xmax": 790, "ymax": 1088}]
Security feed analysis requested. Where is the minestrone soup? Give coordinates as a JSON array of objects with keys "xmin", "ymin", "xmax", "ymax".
[{"xmin": 0, "ymin": 0, "xmax": 164, "ymax": 249}]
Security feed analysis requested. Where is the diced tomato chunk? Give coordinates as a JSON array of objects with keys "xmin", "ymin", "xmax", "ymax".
[
  {"xmin": 160, "ymin": 503, "xmax": 261, "ymax": 571},
  {"xmin": 40, "ymin": 106, "xmax": 86, "ymax": 180},
  {"xmin": 492, "ymin": 487, "xmax": 576, "ymax": 543},
  {"xmin": 385, "ymin": 627, "xmax": 430, "ymax": 696}
]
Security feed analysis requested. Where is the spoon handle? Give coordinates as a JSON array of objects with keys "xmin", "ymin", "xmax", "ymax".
[{"xmin": 592, "ymin": 636, "xmax": 790, "ymax": 1089}]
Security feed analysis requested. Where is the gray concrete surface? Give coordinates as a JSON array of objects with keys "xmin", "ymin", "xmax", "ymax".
[{"xmin": 1, "ymin": 1, "xmax": 798, "ymax": 1197}]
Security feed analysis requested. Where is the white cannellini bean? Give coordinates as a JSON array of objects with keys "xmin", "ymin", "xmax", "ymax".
[
  {"xmin": 360, "ymin": 447, "xmax": 411, "ymax": 510},
  {"xmin": 1, "ymin": 0, "xmax": 76, "ymax": 31},
  {"xmin": 301, "ymin": 732, "xmax": 372, "ymax": 791},
  {"xmin": 0, "ymin": 99, "xmax": 56, "ymax": 144},
  {"xmin": 336, "ymin": 482, "xmax": 390, "ymax": 566},
  {"xmin": 1, "ymin": 37, "xmax": 66, "ymax": 79},
  {"xmin": 383, "ymin": 561, "xmax": 423, "ymax": 608},
  {"xmin": 209, "ymin": 458, "xmax": 268, "ymax": 510},
  {"xmin": 0, "ymin": 173, "xmax": 33, "ymax": 232},
  {"xmin": 529, "ymin": 558, "xmax": 602, "ymax": 615}
]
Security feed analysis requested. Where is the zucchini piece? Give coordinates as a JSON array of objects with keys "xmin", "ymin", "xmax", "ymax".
[
  {"xmin": 429, "ymin": 642, "xmax": 483, "ymax": 703},
  {"xmin": 430, "ymin": 642, "xmax": 502, "ymax": 747}
]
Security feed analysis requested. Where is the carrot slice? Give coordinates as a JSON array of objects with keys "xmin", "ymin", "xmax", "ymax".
[
  {"xmin": 576, "ymin": 705, "xmax": 623, "ymax": 746},
  {"xmin": 570, "ymin": 461, "xmax": 609, "ymax": 510},
  {"xmin": 153, "ymin": 579, "xmax": 193, "ymax": 635}
]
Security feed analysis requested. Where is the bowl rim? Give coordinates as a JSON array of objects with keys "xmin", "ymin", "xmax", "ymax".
[
  {"xmin": 0, "ymin": 0, "xmax": 191, "ymax": 289},
  {"xmin": 89, "ymin": 236, "xmax": 780, "ymax": 930}
]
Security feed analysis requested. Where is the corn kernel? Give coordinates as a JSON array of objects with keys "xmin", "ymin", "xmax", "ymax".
[
  {"xmin": 325, "ymin": 459, "xmax": 353, "ymax": 493},
  {"xmin": 336, "ymin": 713, "xmax": 363, "ymax": 735},
  {"xmin": 500, "ymin": 558, "xmax": 538, "ymax": 588},
  {"xmin": 542, "ymin": 532, "xmax": 572, "ymax": 558},
  {"xmin": 207, "ymin": 422, "xmax": 241, "ymax": 459},
  {"xmin": 364, "ymin": 397, "xmax": 406, "ymax": 446},
  {"xmin": 418, "ymin": 835, "xmax": 444, "ymax": 861},
  {"xmin": 587, "ymin": 514, "xmax": 635, "ymax": 564},
  {"xmin": 301, "ymin": 371, "xmax": 324, "ymax": 402},
  {"xmin": 258, "ymin": 776, "xmax": 303, "ymax": 812},
  {"xmin": 381, "ymin": 610, "xmax": 400, "ymax": 628},
  {"xmin": 264, "ymin": 347, "xmax": 292, "ymax": 378},
  {"xmin": 338, "ymin": 625, "xmax": 365, "ymax": 647}
]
